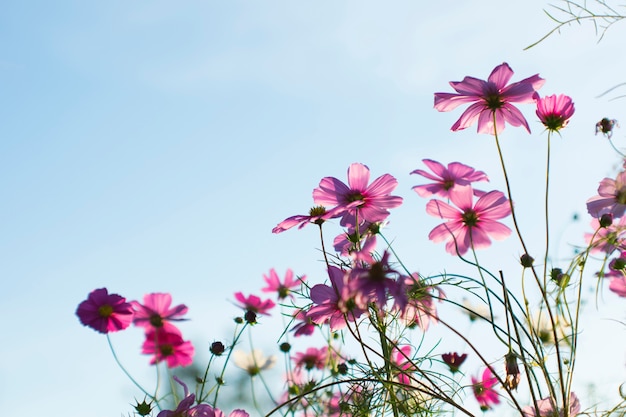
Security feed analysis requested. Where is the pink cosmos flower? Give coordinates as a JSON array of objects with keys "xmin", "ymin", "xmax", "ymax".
[
  {"xmin": 234, "ymin": 292, "xmax": 276, "ymax": 315},
  {"xmin": 76, "ymin": 288, "xmax": 134, "ymax": 334},
  {"xmin": 313, "ymin": 163, "xmax": 403, "ymax": 226},
  {"xmin": 399, "ymin": 274, "xmax": 442, "ymax": 331},
  {"xmin": 391, "ymin": 345, "xmax": 415, "ymax": 385},
  {"xmin": 261, "ymin": 268, "xmax": 303, "ymax": 300},
  {"xmin": 586, "ymin": 170, "xmax": 626, "ymax": 218},
  {"xmin": 609, "ymin": 275, "xmax": 626, "ymax": 297},
  {"xmin": 272, "ymin": 206, "xmax": 344, "ymax": 234},
  {"xmin": 535, "ymin": 93, "xmax": 575, "ymax": 132},
  {"xmin": 585, "ymin": 216, "xmax": 626, "ymax": 255},
  {"xmin": 522, "ymin": 392, "xmax": 580, "ymax": 417},
  {"xmin": 426, "ymin": 185, "xmax": 512, "ymax": 255},
  {"xmin": 292, "ymin": 346, "xmax": 329, "ymax": 370},
  {"xmin": 411, "ymin": 159, "xmax": 489, "ymax": 198},
  {"xmin": 307, "ymin": 266, "xmax": 366, "ymax": 331},
  {"xmin": 471, "ymin": 367, "xmax": 500, "ymax": 411},
  {"xmin": 434, "ymin": 62, "xmax": 545, "ymax": 134},
  {"xmin": 131, "ymin": 293, "xmax": 188, "ymax": 334},
  {"xmin": 142, "ymin": 328, "xmax": 194, "ymax": 368},
  {"xmin": 158, "ymin": 376, "xmax": 249, "ymax": 417},
  {"xmin": 290, "ymin": 308, "xmax": 316, "ymax": 337}
]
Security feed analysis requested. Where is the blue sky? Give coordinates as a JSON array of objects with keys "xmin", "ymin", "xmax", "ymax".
[{"xmin": 2, "ymin": 1, "xmax": 626, "ymax": 416}]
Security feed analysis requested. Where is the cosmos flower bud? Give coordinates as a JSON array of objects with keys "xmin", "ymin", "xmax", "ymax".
[
  {"xmin": 210, "ymin": 341, "xmax": 226, "ymax": 356},
  {"xmin": 600, "ymin": 213, "xmax": 614, "ymax": 228},
  {"xmin": 520, "ymin": 254, "xmax": 534, "ymax": 268}
]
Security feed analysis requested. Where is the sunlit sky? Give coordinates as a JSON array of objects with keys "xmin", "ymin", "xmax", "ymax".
[{"xmin": 2, "ymin": 1, "xmax": 626, "ymax": 416}]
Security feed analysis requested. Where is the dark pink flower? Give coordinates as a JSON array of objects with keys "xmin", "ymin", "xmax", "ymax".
[
  {"xmin": 427, "ymin": 185, "xmax": 511, "ymax": 255},
  {"xmin": 349, "ymin": 251, "xmax": 406, "ymax": 311},
  {"xmin": 291, "ymin": 308, "xmax": 316, "ymax": 337},
  {"xmin": 307, "ymin": 266, "xmax": 366, "ymax": 331},
  {"xmin": 131, "ymin": 293, "xmax": 188, "ymax": 333},
  {"xmin": 272, "ymin": 206, "xmax": 344, "ymax": 234},
  {"xmin": 234, "ymin": 292, "xmax": 275, "ymax": 315},
  {"xmin": 522, "ymin": 392, "xmax": 580, "ymax": 417},
  {"xmin": 471, "ymin": 367, "xmax": 500, "ymax": 410},
  {"xmin": 586, "ymin": 170, "xmax": 626, "ymax": 218},
  {"xmin": 535, "ymin": 93, "xmax": 575, "ymax": 132},
  {"xmin": 76, "ymin": 288, "xmax": 134, "ymax": 334},
  {"xmin": 441, "ymin": 352, "xmax": 467, "ymax": 373},
  {"xmin": 142, "ymin": 328, "xmax": 194, "ymax": 368},
  {"xmin": 292, "ymin": 346, "xmax": 329, "ymax": 370},
  {"xmin": 261, "ymin": 268, "xmax": 303, "ymax": 300},
  {"xmin": 435, "ymin": 62, "xmax": 544, "ymax": 134},
  {"xmin": 411, "ymin": 159, "xmax": 489, "ymax": 198},
  {"xmin": 313, "ymin": 163, "xmax": 403, "ymax": 226}
]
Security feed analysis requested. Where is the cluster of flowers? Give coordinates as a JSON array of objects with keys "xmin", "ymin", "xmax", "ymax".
[{"xmin": 76, "ymin": 62, "xmax": 625, "ymax": 417}]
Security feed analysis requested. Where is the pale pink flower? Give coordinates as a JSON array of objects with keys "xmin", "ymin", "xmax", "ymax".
[
  {"xmin": 426, "ymin": 185, "xmax": 511, "ymax": 255},
  {"xmin": 535, "ymin": 93, "xmax": 575, "ymax": 132},
  {"xmin": 471, "ymin": 367, "xmax": 500, "ymax": 410},
  {"xmin": 131, "ymin": 293, "xmax": 188, "ymax": 334},
  {"xmin": 307, "ymin": 266, "xmax": 366, "ymax": 331},
  {"xmin": 233, "ymin": 292, "xmax": 275, "ymax": 315},
  {"xmin": 609, "ymin": 275, "xmax": 626, "ymax": 297},
  {"xmin": 586, "ymin": 170, "xmax": 626, "ymax": 218},
  {"xmin": 434, "ymin": 62, "xmax": 544, "ymax": 134},
  {"xmin": 142, "ymin": 328, "xmax": 194, "ymax": 368},
  {"xmin": 313, "ymin": 163, "xmax": 403, "ymax": 226},
  {"xmin": 76, "ymin": 288, "xmax": 134, "ymax": 334},
  {"xmin": 399, "ymin": 274, "xmax": 442, "ymax": 331},
  {"xmin": 585, "ymin": 216, "xmax": 626, "ymax": 255},
  {"xmin": 522, "ymin": 392, "xmax": 580, "ymax": 417},
  {"xmin": 261, "ymin": 268, "xmax": 303, "ymax": 300},
  {"xmin": 292, "ymin": 346, "xmax": 329, "ymax": 370},
  {"xmin": 411, "ymin": 159, "xmax": 489, "ymax": 198}
]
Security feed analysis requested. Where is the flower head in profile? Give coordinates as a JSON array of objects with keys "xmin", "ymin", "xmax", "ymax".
[
  {"xmin": 234, "ymin": 292, "xmax": 276, "ymax": 315},
  {"xmin": 272, "ymin": 205, "xmax": 344, "ymax": 234},
  {"xmin": 441, "ymin": 352, "xmax": 467, "ymax": 373},
  {"xmin": 609, "ymin": 274, "xmax": 626, "ymax": 297},
  {"xmin": 131, "ymin": 293, "xmax": 188, "ymax": 334},
  {"xmin": 142, "ymin": 329, "xmax": 194, "ymax": 368},
  {"xmin": 522, "ymin": 392, "xmax": 581, "ymax": 417},
  {"xmin": 233, "ymin": 349, "xmax": 277, "ymax": 376},
  {"xmin": 586, "ymin": 170, "xmax": 626, "ymax": 218},
  {"xmin": 471, "ymin": 367, "xmax": 500, "ymax": 410},
  {"xmin": 313, "ymin": 162, "xmax": 403, "ymax": 226},
  {"xmin": 261, "ymin": 268, "xmax": 303, "ymax": 300},
  {"xmin": 535, "ymin": 93, "xmax": 575, "ymax": 132},
  {"xmin": 411, "ymin": 159, "xmax": 489, "ymax": 198},
  {"xmin": 76, "ymin": 288, "xmax": 134, "ymax": 334},
  {"xmin": 434, "ymin": 62, "xmax": 544, "ymax": 134},
  {"xmin": 391, "ymin": 345, "xmax": 415, "ymax": 385},
  {"xmin": 426, "ymin": 185, "xmax": 512, "ymax": 255}
]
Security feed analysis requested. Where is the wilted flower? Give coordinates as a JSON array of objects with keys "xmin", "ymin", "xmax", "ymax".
[
  {"xmin": 596, "ymin": 117, "xmax": 619, "ymax": 138},
  {"xmin": 503, "ymin": 352, "xmax": 521, "ymax": 390}
]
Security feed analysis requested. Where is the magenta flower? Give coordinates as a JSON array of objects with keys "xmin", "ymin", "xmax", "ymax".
[
  {"xmin": 426, "ymin": 185, "xmax": 511, "ymax": 255},
  {"xmin": 307, "ymin": 266, "xmax": 366, "ymax": 331},
  {"xmin": 76, "ymin": 288, "xmax": 134, "ymax": 334},
  {"xmin": 313, "ymin": 163, "xmax": 403, "ymax": 226},
  {"xmin": 290, "ymin": 308, "xmax": 316, "ymax": 337},
  {"xmin": 535, "ymin": 93, "xmax": 575, "ymax": 132},
  {"xmin": 292, "ymin": 346, "xmax": 329, "ymax": 370},
  {"xmin": 234, "ymin": 292, "xmax": 276, "ymax": 315},
  {"xmin": 434, "ymin": 62, "xmax": 544, "ymax": 134},
  {"xmin": 411, "ymin": 159, "xmax": 489, "ymax": 198},
  {"xmin": 522, "ymin": 392, "xmax": 580, "ymax": 417},
  {"xmin": 272, "ymin": 205, "xmax": 344, "ymax": 234},
  {"xmin": 131, "ymin": 293, "xmax": 188, "ymax": 333},
  {"xmin": 391, "ymin": 345, "xmax": 414, "ymax": 385},
  {"xmin": 471, "ymin": 367, "xmax": 500, "ymax": 411},
  {"xmin": 586, "ymin": 170, "xmax": 626, "ymax": 218},
  {"xmin": 142, "ymin": 328, "xmax": 194, "ymax": 368},
  {"xmin": 261, "ymin": 268, "xmax": 303, "ymax": 300}
]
